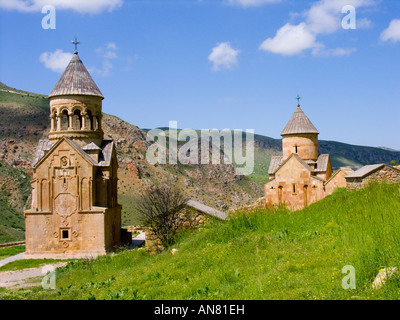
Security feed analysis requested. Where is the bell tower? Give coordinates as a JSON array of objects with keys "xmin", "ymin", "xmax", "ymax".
[
  {"xmin": 48, "ymin": 50, "xmax": 104, "ymax": 147},
  {"xmin": 281, "ymin": 99, "xmax": 319, "ymax": 162}
]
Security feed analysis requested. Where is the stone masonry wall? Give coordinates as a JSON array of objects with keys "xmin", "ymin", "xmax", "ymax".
[
  {"xmin": 347, "ymin": 166, "xmax": 400, "ymax": 191},
  {"xmin": 144, "ymin": 208, "xmax": 208, "ymax": 254}
]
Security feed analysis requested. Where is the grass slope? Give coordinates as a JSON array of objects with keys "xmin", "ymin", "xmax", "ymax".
[
  {"xmin": 4, "ymin": 182, "xmax": 400, "ymax": 300},
  {"xmin": 0, "ymin": 162, "xmax": 29, "ymax": 243}
]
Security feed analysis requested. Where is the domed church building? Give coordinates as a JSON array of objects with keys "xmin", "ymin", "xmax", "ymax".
[
  {"xmin": 24, "ymin": 48, "xmax": 128, "ymax": 258},
  {"xmin": 265, "ymin": 101, "xmax": 353, "ymax": 210}
]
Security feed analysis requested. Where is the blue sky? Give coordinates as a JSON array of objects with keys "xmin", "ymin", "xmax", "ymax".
[{"xmin": 0, "ymin": 0, "xmax": 399, "ymax": 149}]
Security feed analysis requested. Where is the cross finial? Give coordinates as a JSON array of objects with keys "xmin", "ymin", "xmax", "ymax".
[
  {"xmin": 72, "ymin": 37, "xmax": 80, "ymax": 54},
  {"xmin": 296, "ymin": 94, "xmax": 301, "ymax": 106}
]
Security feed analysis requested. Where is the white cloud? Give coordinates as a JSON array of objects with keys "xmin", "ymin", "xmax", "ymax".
[
  {"xmin": 39, "ymin": 49, "xmax": 73, "ymax": 73},
  {"xmin": 208, "ymin": 42, "xmax": 240, "ymax": 71},
  {"xmin": 96, "ymin": 42, "xmax": 118, "ymax": 59},
  {"xmin": 89, "ymin": 60, "xmax": 113, "ymax": 77},
  {"xmin": 0, "ymin": 0, "xmax": 123, "ymax": 14},
  {"xmin": 106, "ymin": 42, "xmax": 118, "ymax": 50},
  {"xmin": 90, "ymin": 42, "xmax": 119, "ymax": 77},
  {"xmin": 227, "ymin": 0, "xmax": 281, "ymax": 7},
  {"xmin": 260, "ymin": 23, "xmax": 316, "ymax": 56},
  {"xmin": 305, "ymin": 0, "xmax": 373, "ymax": 34},
  {"xmin": 357, "ymin": 18, "xmax": 372, "ymax": 29},
  {"xmin": 259, "ymin": 0, "xmax": 375, "ymax": 56},
  {"xmin": 380, "ymin": 19, "xmax": 400, "ymax": 43},
  {"xmin": 312, "ymin": 44, "xmax": 357, "ymax": 56}
]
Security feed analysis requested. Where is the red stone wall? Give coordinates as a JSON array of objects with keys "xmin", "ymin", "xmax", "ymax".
[
  {"xmin": 282, "ymin": 134, "xmax": 319, "ymax": 161},
  {"xmin": 265, "ymin": 156, "xmax": 325, "ymax": 210}
]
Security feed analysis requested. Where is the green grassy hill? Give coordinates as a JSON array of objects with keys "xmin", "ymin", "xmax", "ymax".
[
  {"xmin": 5, "ymin": 182, "xmax": 400, "ymax": 300},
  {"xmin": 0, "ymin": 83, "xmax": 49, "ymax": 243}
]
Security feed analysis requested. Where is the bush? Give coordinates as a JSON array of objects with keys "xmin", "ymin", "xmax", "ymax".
[{"xmin": 133, "ymin": 183, "xmax": 188, "ymax": 246}]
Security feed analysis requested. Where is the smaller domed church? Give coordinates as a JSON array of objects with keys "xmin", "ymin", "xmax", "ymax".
[
  {"xmin": 24, "ymin": 50, "xmax": 127, "ymax": 258},
  {"xmin": 265, "ymin": 102, "xmax": 353, "ymax": 210}
]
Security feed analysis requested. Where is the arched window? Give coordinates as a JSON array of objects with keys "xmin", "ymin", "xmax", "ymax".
[
  {"xmin": 278, "ymin": 186, "xmax": 283, "ymax": 204},
  {"xmin": 51, "ymin": 111, "xmax": 57, "ymax": 131},
  {"xmin": 86, "ymin": 110, "xmax": 94, "ymax": 130},
  {"xmin": 303, "ymin": 185, "xmax": 308, "ymax": 207},
  {"xmin": 61, "ymin": 110, "xmax": 69, "ymax": 131},
  {"xmin": 73, "ymin": 109, "xmax": 82, "ymax": 130}
]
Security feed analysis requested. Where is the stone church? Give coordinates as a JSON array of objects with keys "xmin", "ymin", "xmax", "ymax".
[
  {"xmin": 265, "ymin": 103, "xmax": 353, "ymax": 210},
  {"xmin": 24, "ymin": 50, "xmax": 127, "ymax": 258}
]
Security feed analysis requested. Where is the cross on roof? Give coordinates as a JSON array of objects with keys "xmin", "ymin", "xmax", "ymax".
[
  {"xmin": 296, "ymin": 95, "xmax": 301, "ymax": 106},
  {"xmin": 72, "ymin": 37, "xmax": 80, "ymax": 54}
]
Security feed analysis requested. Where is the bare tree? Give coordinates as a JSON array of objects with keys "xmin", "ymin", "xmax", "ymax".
[{"xmin": 133, "ymin": 183, "xmax": 188, "ymax": 246}]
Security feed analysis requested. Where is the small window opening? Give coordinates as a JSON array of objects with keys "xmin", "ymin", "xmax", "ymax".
[
  {"xmin": 292, "ymin": 183, "xmax": 297, "ymax": 194},
  {"xmin": 295, "ymin": 145, "xmax": 298, "ymax": 153},
  {"xmin": 62, "ymin": 230, "xmax": 69, "ymax": 239}
]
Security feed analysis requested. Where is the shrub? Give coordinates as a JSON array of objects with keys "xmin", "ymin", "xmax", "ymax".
[{"xmin": 133, "ymin": 183, "xmax": 188, "ymax": 247}]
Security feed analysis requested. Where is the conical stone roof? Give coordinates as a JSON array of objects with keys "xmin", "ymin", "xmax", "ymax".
[
  {"xmin": 49, "ymin": 53, "xmax": 104, "ymax": 99},
  {"xmin": 281, "ymin": 105, "xmax": 319, "ymax": 136}
]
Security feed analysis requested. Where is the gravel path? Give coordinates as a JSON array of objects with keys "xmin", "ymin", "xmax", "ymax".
[
  {"xmin": 0, "ymin": 262, "xmax": 68, "ymax": 289},
  {"xmin": 0, "ymin": 233, "xmax": 145, "ymax": 289},
  {"xmin": 0, "ymin": 253, "xmax": 25, "ymax": 268}
]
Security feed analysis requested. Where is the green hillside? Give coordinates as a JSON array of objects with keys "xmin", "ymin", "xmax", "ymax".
[
  {"xmin": 0, "ymin": 162, "xmax": 28, "ymax": 243},
  {"xmin": 0, "ymin": 83, "xmax": 48, "ymax": 243},
  {"xmin": 4, "ymin": 182, "xmax": 400, "ymax": 300}
]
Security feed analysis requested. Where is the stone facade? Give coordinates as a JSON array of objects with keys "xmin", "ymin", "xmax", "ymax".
[
  {"xmin": 346, "ymin": 165, "xmax": 400, "ymax": 191},
  {"xmin": 282, "ymin": 134, "xmax": 319, "ymax": 161},
  {"xmin": 24, "ymin": 52, "xmax": 128, "ymax": 259},
  {"xmin": 265, "ymin": 154, "xmax": 327, "ymax": 210},
  {"xmin": 48, "ymin": 95, "xmax": 104, "ymax": 147},
  {"xmin": 265, "ymin": 105, "xmax": 353, "ymax": 210},
  {"xmin": 325, "ymin": 167, "xmax": 354, "ymax": 196}
]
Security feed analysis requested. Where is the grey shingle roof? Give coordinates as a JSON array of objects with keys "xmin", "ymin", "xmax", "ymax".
[
  {"xmin": 345, "ymin": 164, "xmax": 386, "ymax": 179},
  {"xmin": 281, "ymin": 106, "xmax": 319, "ymax": 136},
  {"xmin": 97, "ymin": 140, "xmax": 115, "ymax": 167},
  {"xmin": 32, "ymin": 140, "xmax": 55, "ymax": 167},
  {"xmin": 268, "ymin": 156, "xmax": 283, "ymax": 175},
  {"xmin": 65, "ymin": 137, "xmax": 98, "ymax": 166},
  {"xmin": 315, "ymin": 154, "xmax": 330, "ymax": 172},
  {"xmin": 268, "ymin": 154, "xmax": 330, "ymax": 176},
  {"xmin": 49, "ymin": 53, "xmax": 104, "ymax": 99},
  {"xmin": 82, "ymin": 142, "xmax": 102, "ymax": 151},
  {"xmin": 186, "ymin": 199, "xmax": 227, "ymax": 220},
  {"xmin": 32, "ymin": 138, "xmax": 115, "ymax": 168}
]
